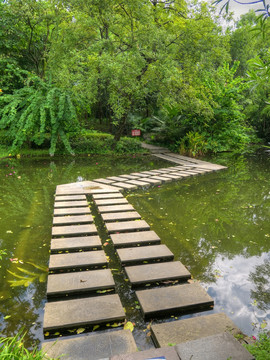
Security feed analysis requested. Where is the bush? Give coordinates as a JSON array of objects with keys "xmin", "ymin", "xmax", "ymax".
[{"xmin": 244, "ymin": 332, "xmax": 270, "ymax": 360}]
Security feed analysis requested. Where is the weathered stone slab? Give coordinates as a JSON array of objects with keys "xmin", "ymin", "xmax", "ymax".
[
  {"xmin": 95, "ymin": 198, "xmax": 128, "ymax": 205},
  {"xmin": 153, "ymin": 153, "xmax": 192, "ymax": 165},
  {"xmin": 54, "ymin": 200, "xmax": 88, "ymax": 208},
  {"xmin": 163, "ymin": 173, "xmax": 182, "ymax": 180},
  {"xmin": 53, "ymin": 215, "xmax": 93, "ymax": 225},
  {"xmin": 125, "ymin": 261, "xmax": 191, "ymax": 286},
  {"xmin": 175, "ymin": 332, "xmax": 255, "ymax": 360},
  {"xmin": 106, "ymin": 220, "xmax": 150, "ymax": 233},
  {"xmin": 43, "ymin": 294, "xmax": 125, "ymax": 331},
  {"xmin": 130, "ymin": 172, "xmax": 149, "ymax": 178},
  {"xmin": 181, "ymin": 170, "xmax": 199, "ymax": 175},
  {"xmin": 102, "ymin": 212, "xmax": 141, "ymax": 222},
  {"xmin": 113, "ymin": 182, "xmax": 138, "ymax": 190},
  {"xmin": 151, "ymin": 313, "xmax": 241, "ymax": 347},
  {"xmin": 47, "ymin": 269, "xmax": 115, "ymax": 297},
  {"xmin": 107, "ymin": 176, "xmax": 128, "ymax": 182},
  {"xmin": 175, "ymin": 172, "xmax": 191, "ymax": 177},
  {"xmin": 50, "ymin": 235, "xmax": 102, "ymax": 253},
  {"xmin": 88, "ymin": 188, "xmax": 121, "ymax": 194},
  {"xmin": 55, "ymin": 187, "xmax": 85, "ymax": 195},
  {"xmin": 54, "ymin": 207, "xmax": 91, "ymax": 216},
  {"xmin": 93, "ymin": 178, "xmax": 116, "ymax": 185},
  {"xmin": 118, "ymin": 174, "xmax": 140, "ymax": 180},
  {"xmin": 55, "ymin": 195, "xmax": 86, "ymax": 201},
  {"xmin": 111, "ymin": 346, "xmax": 180, "ymax": 360},
  {"xmin": 139, "ymin": 177, "xmax": 161, "ymax": 185},
  {"xmin": 98, "ymin": 204, "xmax": 135, "ymax": 213},
  {"xmin": 152, "ymin": 169, "xmax": 171, "ymax": 174},
  {"xmin": 141, "ymin": 170, "xmax": 161, "ymax": 175},
  {"xmin": 126, "ymin": 180, "xmax": 150, "ymax": 187},
  {"xmin": 136, "ymin": 283, "xmax": 213, "ymax": 318},
  {"xmin": 117, "ymin": 244, "xmax": 173, "ymax": 265},
  {"xmin": 92, "ymin": 193, "xmax": 124, "ymax": 199},
  {"xmin": 111, "ymin": 230, "xmax": 160, "ymax": 248},
  {"xmin": 49, "ymin": 250, "xmax": 107, "ymax": 271},
  {"xmin": 42, "ymin": 330, "xmax": 137, "ymax": 360},
  {"xmin": 167, "ymin": 172, "xmax": 183, "ymax": 179},
  {"xmin": 151, "ymin": 175, "xmax": 172, "ymax": 182},
  {"xmin": 52, "ymin": 224, "xmax": 97, "ymax": 237}
]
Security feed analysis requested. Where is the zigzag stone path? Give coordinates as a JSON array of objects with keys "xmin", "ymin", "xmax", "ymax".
[{"xmin": 42, "ymin": 146, "xmax": 253, "ymax": 359}]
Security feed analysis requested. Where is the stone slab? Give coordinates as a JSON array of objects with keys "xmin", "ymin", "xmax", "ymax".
[
  {"xmin": 53, "ymin": 215, "xmax": 93, "ymax": 225},
  {"xmin": 43, "ymin": 294, "xmax": 125, "ymax": 331},
  {"xmin": 102, "ymin": 212, "xmax": 141, "ymax": 222},
  {"xmin": 54, "ymin": 207, "xmax": 91, "ymax": 216},
  {"xmin": 111, "ymin": 346, "xmax": 180, "ymax": 360},
  {"xmin": 95, "ymin": 198, "xmax": 128, "ymax": 206},
  {"xmin": 55, "ymin": 195, "xmax": 86, "ymax": 201},
  {"xmin": 113, "ymin": 182, "xmax": 138, "ymax": 190},
  {"xmin": 49, "ymin": 250, "xmax": 107, "ymax": 271},
  {"xmin": 42, "ymin": 330, "xmax": 137, "ymax": 360},
  {"xmin": 136, "ymin": 283, "xmax": 213, "ymax": 318},
  {"xmin": 92, "ymin": 193, "xmax": 124, "ymax": 199},
  {"xmin": 47, "ymin": 269, "xmax": 115, "ymax": 297},
  {"xmin": 151, "ymin": 175, "xmax": 172, "ymax": 182},
  {"xmin": 93, "ymin": 178, "xmax": 116, "ymax": 185},
  {"xmin": 141, "ymin": 170, "xmax": 161, "ymax": 175},
  {"xmin": 117, "ymin": 244, "xmax": 174, "ymax": 265},
  {"xmin": 175, "ymin": 332, "xmax": 254, "ymax": 360},
  {"xmin": 50, "ymin": 235, "xmax": 102, "ymax": 253},
  {"xmin": 118, "ymin": 174, "xmax": 140, "ymax": 180},
  {"xmin": 125, "ymin": 261, "xmax": 191, "ymax": 286},
  {"xmin": 153, "ymin": 153, "xmax": 192, "ymax": 165},
  {"xmin": 151, "ymin": 169, "xmax": 171, "ymax": 174},
  {"xmin": 167, "ymin": 172, "xmax": 184, "ymax": 178},
  {"xmin": 175, "ymin": 172, "xmax": 191, "ymax": 177},
  {"xmin": 129, "ymin": 172, "xmax": 150, "ymax": 178},
  {"xmin": 163, "ymin": 173, "xmax": 182, "ymax": 180},
  {"xmin": 106, "ymin": 220, "xmax": 150, "ymax": 233},
  {"xmin": 111, "ymin": 230, "xmax": 161, "ymax": 248},
  {"xmin": 98, "ymin": 204, "xmax": 135, "ymax": 213},
  {"xmin": 88, "ymin": 188, "xmax": 121, "ymax": 194},
  {"xmin": 126, "ymin": 180, "xmax": 150, "ymax": 187},
  {"xmin": 54, "ymin": 200, "xmax": 89, "ymax": 208},
  {"xmin": 151, "ymin": 313, "xmax": 241, "ymax": 347},
  {"xmin": 52, "ymin": 224, "xmax": 97, "ymax": 237},
  {"xmin": 141, "ymin": 177, "xmax": 162, "ymax": 185},
  {"xmin": 107, "ymin": 176, "xmax": 128, "ymax": 182}
]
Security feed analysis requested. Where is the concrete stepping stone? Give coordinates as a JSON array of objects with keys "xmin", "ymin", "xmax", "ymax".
[
  {"xmin": 113, "ymin": 182, "xmax": 138, "ymax": 190},
  {"xmin": 43, "ymin": 294, "xmax": 125, "ymax": 332},
  {"xmin": 98, "ymin": 204, "xmax": 135, "ymax": 213},
  {"xmin": 54, "ymin": 200, "xmax": 88, "ymax": 208},
  {"xmin": 126, "ymin": 179, "xmax": 150, "ymax": 187},
  {"xmin": 130, "ymin": 172, "xmax": 150, "ymax": 178},
  {"xmin": 117, "ymin": 244, "xmax": 174, "ymax": 265},
  {"xmin": 151, "ymin": 312, "xmax": 242, "ymax": 347},
  {"xmin": 42, "ymin": 329, "xmax": 137, "ymax": 360},
  {"xmin": 141, "ymin": 177, "xmax": 162, "ymax": 185},
  {"xmin": 92, "ymin": 193, "xmax": 124, "ymax": 199},
  {"xmin": 141, "ymin": 170, "xmax": 161, "ymax": 175},
  {"xmin": 106, "ymin": 220, "xmax": 150, "ymax": 233},
  {"xmin": 54, "ymin": 207, "xmax": 91, "ymax": 216},
  {"xmin": 151, "ymin": 175, "xmax": 172, "ymax": 182},
  {"xmin": 111, "ymin": 230, "xmax": 160, "ymax": 248},
  {"xmin": 50, "ymin": 235, "xmax": 102, "ymax": 253},
  {"xmin": 111, "ymin": 346, "xmax": 180, "ymax": 360},
  {"xmin": 49, "ymin": 250, "xmax": 107, "ymax": 271},
  {"xmin": 53, "ymin": 215, "xmax": 93, "ymax": 226},
  {"xmin": 168, "ymin": 172, "xmax": 184, "ymax": 178},
  {"xmin": 93, "ymin": 178, "xmax": 116, "ymax": 184},
  {"xmin": 95, "ymin": 198, "xmax": 128, "ymax": 206},
  {"xmin": 47, "ymin": 269, "xmax": 115, "ymax": 297},
  {"xmin": 52, "ymin": 224, "xmax": 97, "ymax": 237},
  {"xmin": 125, "ymin": 261, "xmax": 191, "ymax": 286},
  {"xmin": 175, "ymin": 332, "xmax": 254, "ymax": 360},
  {"xmin": 151, "ymin": 169, "xmax": 170, "ymax": 174},
  {"xmin": 107, "ymin": 176, "xmax": 128, "ymax": 182},
  {"xmin": 55, "ymin": 195, "xmax": 86, "ymax": 201},
  {"xmin": 163, "ymin": 173, "xmax": 182, "ymax": 180},
  {"xmin": 55, "ymin": 187, "xmax": 85, "ymax": 195},
  {"xmin": 102, "ymin": 211, "xmax": 141, "ymax": 222},
  {"xmin": 136, "ymin": 283, "xmax": 213, "ymax": 318},
  {"xmin": 89, "ymin": 188, "xmax": 121, "ymax": 194},
  {"xmin": 118, "ymin": 174, "xmax": 140, "ymax": 180}
]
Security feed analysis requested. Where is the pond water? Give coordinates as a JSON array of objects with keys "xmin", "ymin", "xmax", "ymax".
[{"xmin": 0, "ymin": 153, "xmax": 269, "ymax": 350}]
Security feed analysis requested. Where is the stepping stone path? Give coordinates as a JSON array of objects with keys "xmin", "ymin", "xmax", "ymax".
[{"xmin": 42, "ymin": 148, "xmax": 253, "ymax": 359}]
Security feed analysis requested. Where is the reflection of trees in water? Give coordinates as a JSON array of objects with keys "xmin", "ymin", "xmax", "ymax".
[{"xmin": 249, "ymin": 256, "xmax": 270, "ymax": 311}]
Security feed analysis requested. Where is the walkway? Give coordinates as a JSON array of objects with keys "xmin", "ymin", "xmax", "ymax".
[{"xmin": 42, "ymin": 146, "xmax": 254, "ymax": 360}]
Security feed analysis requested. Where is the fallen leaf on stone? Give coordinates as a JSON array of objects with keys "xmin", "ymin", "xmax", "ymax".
[
  {"xmin": 76, "ymin": 328, "xmax": 85, "ymax": 334},
  {"xmin": 124, "ymin": 321, "xmax": 134, "ymax": 332}
]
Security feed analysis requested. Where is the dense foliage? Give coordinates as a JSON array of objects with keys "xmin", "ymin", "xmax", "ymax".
[{"xmin": 0, "ymin": 0, "xmax": 270, "ymax": 155}]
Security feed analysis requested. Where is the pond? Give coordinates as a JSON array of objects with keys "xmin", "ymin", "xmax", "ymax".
[{"xmin": 0, "ymin": 152, "xmax": 269, "ymax": 350}]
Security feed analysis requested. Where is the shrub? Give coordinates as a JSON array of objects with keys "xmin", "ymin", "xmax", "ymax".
[{"xmin": 244, "ymin": 332, "xmax": 270, "ymax": 360}]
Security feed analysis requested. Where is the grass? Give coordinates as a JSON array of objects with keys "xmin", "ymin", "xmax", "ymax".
[
  {"xmin": 0, "ymin": 331, "xmax": 59, "ymax": 359},
  {"xmin": 244, "ymin": 331, "xmax": 270, "ymax": 360}
]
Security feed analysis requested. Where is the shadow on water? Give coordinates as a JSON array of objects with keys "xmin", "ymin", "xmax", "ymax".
[{"xmin": 0, "ymin": 153, "xmax": 269, "ymax": 349}]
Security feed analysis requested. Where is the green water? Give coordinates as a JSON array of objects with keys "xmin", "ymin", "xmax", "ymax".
[{"xmin": 0, "ymin": 153, "xmax": 269, "ymax": 349}]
